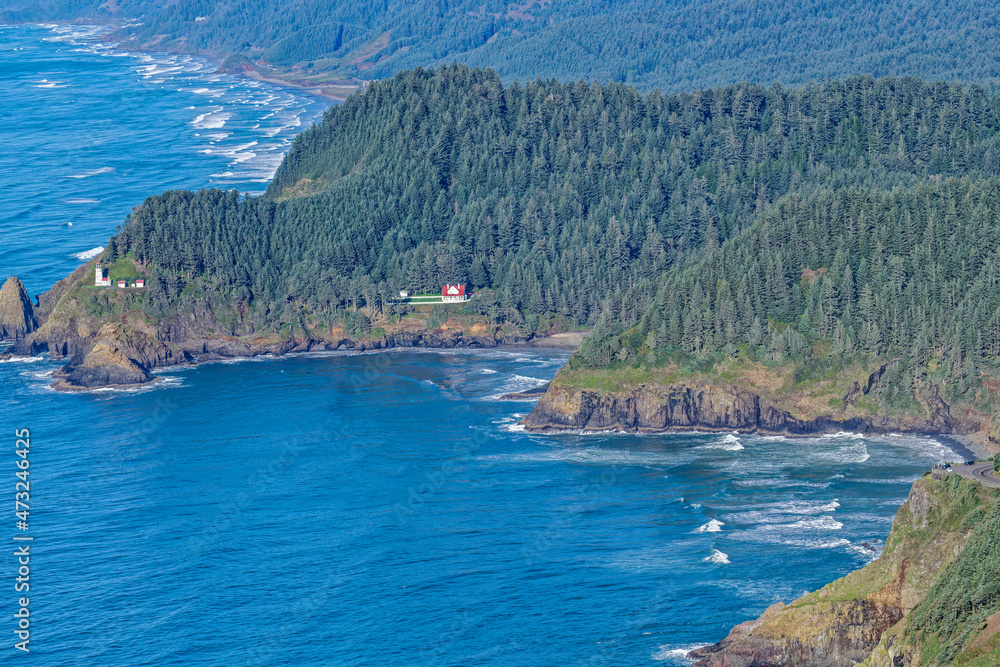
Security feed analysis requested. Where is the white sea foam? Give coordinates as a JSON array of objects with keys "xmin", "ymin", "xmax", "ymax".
[
  {"xmin": 72, "ymin": 246, "xmax": 104, "ymax": 260},
  {"xmin": 479, "ymin": 446, "xmax": 677, "ymax": 467},
  {"xmin": 853, "ymin": 476, "xmax": 922, "ymax": 485},
  {"xmin": 484, "ymin": 374, "xmax": 549, "ymax": 400},
  {"xmin": 192, "ymin": 111, "xmax": 230, "ymax": 129},
  {"xmin": 787, "ymin": 515, "xmax": 844, "ymax": 530},
  {"xmin": 847, "ymin": 542, "xmax": 883, "ymax": 562},
  {"xmin": 704, "ymin": 548, "xmax": 730, "ymax": 564},
  {"xmin": 65, "ymin": 198, "xmax": 99, "ymax": 204},
  {"xmin": 700, "ymin": 433, "xmax": 744, "ymax": 451},
  {"xmin": 91, "ymin": 374, "xmax": 185, "ymax": 397},
  {"xmin": 773, "ymin": 499, "xmax": 840, "ymax": 515},
  {"xmin": 730, "ymin": 498, "xmax": 840, "ymax": 524},
  {"xmin": 479, "ymin": 368, "xmax": 498, "ymax": 374},
  {"xmin": 779, "ymin": 537, "xmax": 852, "ymax": 549},
  {"xmin": 816, "ymin": 442, "xmax": 870, "ymax": 464},
  {"xmin": 508, "ymin": 374, "xmax": 547, "ymax": 388},
  {"xmin": 821, "ymin": 431, "xmax": 865, "ymax": 439},
  {"xmin": 0, "ymin": 356, "xmax": 44, "ymax": 364},
  {"xmin": 67, "ymin": 166, "xmax": 114, "ymax": 179},
  {"xmin": 651, "ymin": 644, "xmax": 709, "ymax": 661},
  {"xmin": 695, "ymin": 519, "xmax": 724, "ymax": 533},
  {"xmin": 732, "ymin": 478, "xmax": 831, "ymax": 489}
]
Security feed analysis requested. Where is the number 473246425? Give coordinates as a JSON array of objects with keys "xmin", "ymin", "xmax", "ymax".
[{"xmin": 15, "ymin": 430, "xmax": 29, "ymax": 523}]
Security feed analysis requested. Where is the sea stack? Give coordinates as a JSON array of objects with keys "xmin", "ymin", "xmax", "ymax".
[{"xmin": 0, "ymin": 276, "xmax": 36, "ymax": 339}]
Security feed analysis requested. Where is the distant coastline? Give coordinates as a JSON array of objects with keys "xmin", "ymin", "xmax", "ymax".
[{"xmin": 5, "ymin": 20, "xmax": 357, "ymax": 102}]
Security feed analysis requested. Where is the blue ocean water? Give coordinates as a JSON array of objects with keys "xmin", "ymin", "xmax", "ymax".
[
  {"xmin": 0, "ymin": 24, "xmax": 965, "ymax": 667},
  {"xmin": 0, "ymin": 23, "xmax": 328, "ymax": 297},
  {"xmin": 0, "ymin": 350, "xmax": 962, "ymax": 665}
]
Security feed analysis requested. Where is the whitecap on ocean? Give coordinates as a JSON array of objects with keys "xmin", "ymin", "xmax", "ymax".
[
  {"xmin": 704, "ymin": 548, "xmax": 730, "ymax": 564},
  {"xmin": 694, "ymin": 519, "xmax": 724, "ymax": 533},
  {"xmin": 699, "ymin": 433, "xmax": 744, "ymax": 451},
  {"xmin": 72, "ymin": 246, "xmax": 104, "ymax": 260}
]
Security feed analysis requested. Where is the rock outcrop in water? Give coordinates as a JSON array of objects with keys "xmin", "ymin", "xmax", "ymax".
[
  {"xmin": 54, "ymin": 338, "xmax": 153, "ymax": 390},
  {"xmin": 688, "ymin": 475, "xmax": 1000, "ymax": 667},
  {"xmin": 521, "ymin": 383, "xmax": 961, "ymax": 436},
  {"xmin": 0, "ymin": 276, "xmax": 35, "ymax": 340}
]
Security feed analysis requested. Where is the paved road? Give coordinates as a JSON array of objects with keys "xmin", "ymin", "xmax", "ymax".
[{"xmin": 952, "ymin": 463, "xmax": 1000, "ymax": 488}]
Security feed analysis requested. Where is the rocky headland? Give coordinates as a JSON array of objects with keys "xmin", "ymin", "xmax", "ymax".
[
  {"xmin": 687, "ymin": 474, "xmax": 1000, "ymax": 666},
  {"xmin": 521, "ymin": 355, "xmax": 999, "ymax": 449},
  {"xmin": 522, "ymin": 381, "xmax": 964, "ymax": 438},
  {"xmin": 1, "ymin": 259, "xmax": 535, "ymax": 391}
]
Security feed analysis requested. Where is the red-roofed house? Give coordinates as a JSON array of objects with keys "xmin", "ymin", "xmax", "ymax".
[{"xmin": 442, "ymin": 284, "xmax": 469, "ymax": 303}]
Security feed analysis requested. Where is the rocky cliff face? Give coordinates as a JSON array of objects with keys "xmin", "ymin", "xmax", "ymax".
[
  {"xmin": 0, "ymin": 276, "xmax": 35, "ymax": 339},
  {"xmin": 689, "ymin": 599, "xmax": 903, "ymax": 667},
  {"xmin": 688, "ymin": 476, "xmax": 997, "ymax": 667},
  {"xmin": 29, "ymin": 318, "xmax": 525, "ymax": 390},
  {"xmin": 521, "ymin": 383, "xmax": 957, "ymax": 436}
]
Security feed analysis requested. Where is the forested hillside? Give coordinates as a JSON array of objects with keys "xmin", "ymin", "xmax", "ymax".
[
  {"xmin": 108, "ymin": 67, "xmax": 1000, "ymax": 343},
  {"xmin": 576, "ymin": 178, "xmax": 1000, "ymax": 411},
  {"xmin": 7, "ymin": 0, "xmax": 1000, "ymax": 93}
]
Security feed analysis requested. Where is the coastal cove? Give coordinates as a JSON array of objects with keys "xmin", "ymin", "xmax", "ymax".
[
  {"xmin": 2, "ymin": 24, "xmax": 997, "ymax": 667},
  {"xmin": 0, "ymin": 347, "xmax": 970, "ymax": 665}
]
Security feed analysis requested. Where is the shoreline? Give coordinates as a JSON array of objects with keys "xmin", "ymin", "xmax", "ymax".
[
  {"xmin": 522, "ymin": 421, "xmax": 990, "ymax": 447},
  {"xmin": 19, "ymin": 19, "xmax": 358, "ymax": 103},
  {"xmin": 10, "ymin": 330, "xmax": 575, "ymax": 393}
]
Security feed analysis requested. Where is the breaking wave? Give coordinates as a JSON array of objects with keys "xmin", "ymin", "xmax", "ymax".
[
  {"xmin": 700, "ymin": 433, "xmax": 744, "ymax": 451},
  {"xmin": 67, "ymin": 166, "xmax": 114, "ymax": 178},
  {"xmin": 695, "ymin": 519, "xmax": 725, "ymax": 533},
  {"xmin": 652, "ymin": 644, "xmax": 709, "ymax": 661},
  {"xmin": 72, "ymin": 246, "xmax": 104, "ymax": 260},
  {"xmin": 704, "ymin": 548, "xmax": 730, "ymax": 564}
]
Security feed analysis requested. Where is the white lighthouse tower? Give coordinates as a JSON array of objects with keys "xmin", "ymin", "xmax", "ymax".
[{"xmin": 94, "ymin": 262, "xmax": 111, "ymax": 287}]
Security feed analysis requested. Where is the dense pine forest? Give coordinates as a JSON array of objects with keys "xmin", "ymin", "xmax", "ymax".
[
  {"xmin": 578, "ymin": 178, "xmax": 1000, "ymax": 405},
  {"xmin": 7, "ymin": 0, "xmax": 1000, "ymax": 93},
  {"xmin": 106, "ymin": 68, "xmax": 1000, "ymax": 343}
]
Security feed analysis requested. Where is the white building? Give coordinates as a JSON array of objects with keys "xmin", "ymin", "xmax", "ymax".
[{"xmin": 94, "ymin": 262, "xmax": 111, "ymax": 287}]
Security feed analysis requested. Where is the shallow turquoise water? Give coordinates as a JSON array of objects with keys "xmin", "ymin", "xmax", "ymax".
[{"xmin": 0, "ymin": 24, "xmax": 964, "ymax": 666}]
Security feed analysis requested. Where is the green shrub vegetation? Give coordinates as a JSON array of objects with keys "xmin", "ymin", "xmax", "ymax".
[{"xmin": 907, "ymin": 483, "xmax": 1000, "ymax": 664}]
